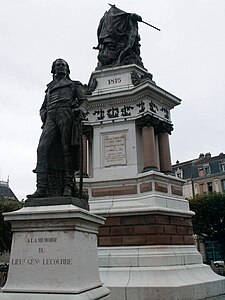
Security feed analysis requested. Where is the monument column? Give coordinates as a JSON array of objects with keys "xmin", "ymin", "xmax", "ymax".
[
  {"xmin": 137, "ymin": 115, "xmax": 159, "ymax": 172},
  {"xmin": 158, "ymin": 133, "xmax": 172, "ymax": 173},
  {"xmin": 142, "ymin": 125, "xmax": 158, "ymax": 171},
  {"xmin": 158, "ymin": 122, "xmax": 173, "ymax": 174}
]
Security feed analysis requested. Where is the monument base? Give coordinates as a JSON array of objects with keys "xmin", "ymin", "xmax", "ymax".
[
  {"xmin": 0, "ymin": 204, "xmax": 109, "ymax": 300},
  {"xmin": 0, "ymin": 286, "xmax": 109, "ymax": 300},
  {"xmin": 98, "ymin": 246, "xmax": 225, "ymax": 300},
  {"xmin": 86, "ymin": 170, "xmax": 225, "ymax": 299},
  {"xmin": 24, "ymin": 196, "xmax": 89, "ymax": 210}
]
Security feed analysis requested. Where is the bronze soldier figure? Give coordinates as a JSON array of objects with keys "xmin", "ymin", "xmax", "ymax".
[
  {"xmin": 27, "ymin": 59, "xmax": 88, "ymax": 198},
  {"xmin": 94, "ymin": 5, "xmax": 144, "ymax": 70},
  {"xmin": 94, "ymin": 5, "xmax": 160, "ymax": 70}
]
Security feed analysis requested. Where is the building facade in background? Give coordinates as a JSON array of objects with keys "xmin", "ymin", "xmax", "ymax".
[
  {"xmin": 173, "ymin": 153, "xmax": 225, "ymax": 264},
  {"xmin": 173, "ymin": 152, "xmax": 225, "ymax": 199},
  {"xmin": 0, "ymin": 179, "xmax": 17, "ymax": 201}
]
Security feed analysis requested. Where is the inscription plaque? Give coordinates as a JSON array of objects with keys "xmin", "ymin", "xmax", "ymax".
[
  {"xmin": 10, "ymin": 232, "xmax": 73, "ymax": 269},
  {"xmin": 104, "ymin": 133, "xmax": 127, "ymax": 167}
]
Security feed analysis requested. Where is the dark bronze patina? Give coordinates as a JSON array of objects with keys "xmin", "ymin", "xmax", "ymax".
[
  {"xmin": 27, "ymin": 59, "xmax": 88, "ymax": 201},
  {"xmin": 94, "ymin": 4, "xmax": 160, "ymax": 70},
  {"xmin": 94, "ymin": 5, "xmax": 144, "ymax": 70}
]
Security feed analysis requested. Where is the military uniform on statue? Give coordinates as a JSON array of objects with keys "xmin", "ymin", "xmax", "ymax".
[
  {"xmin": 1, "ymin": 59, "xmax": 109, "ymax": 300},
  {"xmin": 27, "ymin": 59, "xmax": 88, "ymax": 200}
]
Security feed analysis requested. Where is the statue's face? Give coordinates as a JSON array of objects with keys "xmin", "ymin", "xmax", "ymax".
[{"xmin": 54, "ymin": 59, "xmax": 68, "ymax": 76}]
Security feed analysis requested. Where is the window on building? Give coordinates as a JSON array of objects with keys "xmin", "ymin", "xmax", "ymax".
[
  {"xmin": 221, "ymin": 180, "xmax": 225, "ymax": 192},
  {"xmin": 205, "ymin": 240, "xmax": 223, "ymax": 261},
  {"xmin": 220, "ymin": 163, "xmax": 225, "ymax": 172},
  {"xmin": 203, "ymin": 164, "xmax": 211, "ymax": 175},
  {"xmin": 199, "ymin": 184, "xmax": 204, "ymax": 194},
  {"xmin": 198, "ymin": 168, "xmax": 204, "ymax": 177},
  {"xmin": 207, "ymin": 182, "xmax": 213, "ymax": 192},
  {"xmin": 175, "ymin": 168, "xmax": 183, "ymax": 179}
]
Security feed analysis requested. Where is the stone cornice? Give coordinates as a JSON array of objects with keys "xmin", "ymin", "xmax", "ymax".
[
  {"xmin": 136, "ymin": 115, "xmax": 173, "ymax": 134},
  {"xmin": 88, "ymin": 83, "xmax": 180, "ymax": 109},
  {"xmin": 156, "ymin": 121, "xmax": 174, "ymax": 135}
]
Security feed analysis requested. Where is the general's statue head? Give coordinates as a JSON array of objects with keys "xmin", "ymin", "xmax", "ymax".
[{"xmin": 51, "ymin": 59, "xmax": 70, "ymax": 78}]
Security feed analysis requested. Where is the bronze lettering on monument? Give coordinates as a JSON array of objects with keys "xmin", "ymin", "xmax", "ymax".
[{"xmin": 107, "ymin": 77, "xmax": 122, "ymax": 85}]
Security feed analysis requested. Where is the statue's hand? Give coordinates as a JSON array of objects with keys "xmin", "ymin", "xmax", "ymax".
[
  {"xmin": 72, "ymin": 107, "xmax": 86, "ymax": 119},
  {"xmin": 131, "ymin": 13, "xmax": 142, "ymax": 22}
]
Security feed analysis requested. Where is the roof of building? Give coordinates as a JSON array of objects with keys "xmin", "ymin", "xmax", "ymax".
[
  {"xmin": 0, "ymin": 180, "xmax": 18, "ymax": 200},
  {"xmin": 172, "ymin": 152, "xmax": 225, "ymax": 180}
]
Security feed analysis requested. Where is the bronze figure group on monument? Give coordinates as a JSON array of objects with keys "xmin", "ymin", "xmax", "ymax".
[{"xmin": 26, "ymin": 4, "xmax": 160, "ymax": 205}]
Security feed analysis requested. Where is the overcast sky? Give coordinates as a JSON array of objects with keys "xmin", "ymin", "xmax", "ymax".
[{"xmin": 0, "ymin": 0, "xmax": 225, "ymax": 200}]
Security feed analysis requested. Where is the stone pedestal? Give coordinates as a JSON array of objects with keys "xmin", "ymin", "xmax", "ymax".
[
  {"xmin": 91, "ymin": 172, "xmax": 225, "ymax": 300},
  {"xmin": 98, "ymin": 246, "xmax": 225, "ymax": 300},
  {"xmin": 0, "ymin": 204, "xmax": 109, "ymax": 299},
  {"xmin": 82, "ymin": 64, "xmax": 225, "ymax": 299}
]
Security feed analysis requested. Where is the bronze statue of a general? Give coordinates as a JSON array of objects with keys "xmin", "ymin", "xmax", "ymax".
[{"xmin": 27, "ymin": 59, "xmax": 88, "ymax": 199}]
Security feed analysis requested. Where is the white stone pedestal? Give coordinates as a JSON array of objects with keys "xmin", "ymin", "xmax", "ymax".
[
  {"xmin": 0, "ymin": 204, "xmax": 109, "ymax": 300},
  {"xmin": 98, "ymin": 245, "xmax": 225, "ymax": 300},
  {"xmin": 83, "ymin": 63, "xmax": 225, "ymax": 299},
  {"xmin": 88, "ymin": 172, "xmax": 225, "ymax": 299}
]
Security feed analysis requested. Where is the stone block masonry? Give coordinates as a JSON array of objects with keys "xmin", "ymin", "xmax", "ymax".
[{"xmin": 98, "ymin": 214, "xmax": 194, "ymax": 247}]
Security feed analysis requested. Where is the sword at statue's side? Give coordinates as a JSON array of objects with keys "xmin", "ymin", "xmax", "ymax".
[{"xmin": 141, "ymin": 20, "xmax": 161, "ymax": 31}]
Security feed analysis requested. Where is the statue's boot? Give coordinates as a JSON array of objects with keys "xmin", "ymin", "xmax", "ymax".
[
  {"xmin": 27, "ymin": 173, "xmax": 47, "ymax": 198},
  {"xmin": 27, "ymin": 188, "xmax": 46, "ymax": 199},
  {"xmin": 63, "ymin": 171, "xmax": 74, "ymax": 197},
  {"xmin": 63, "ymin": 185, "xmax": 72, "ymax": 197}
]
